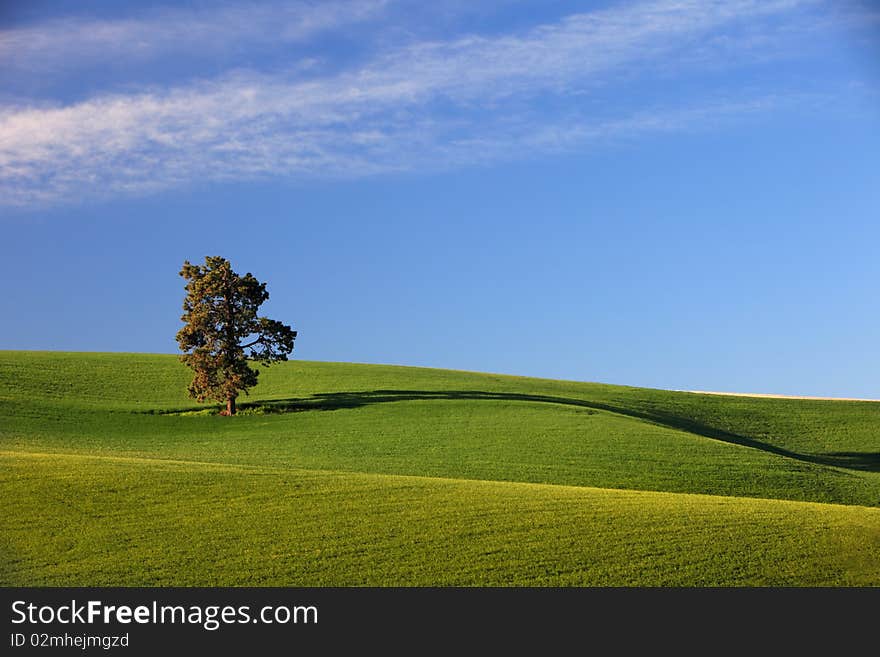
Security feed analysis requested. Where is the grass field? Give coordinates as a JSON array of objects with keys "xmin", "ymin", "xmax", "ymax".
[{"xmin": 2, "ymin": 351, "xmax": 878, "ymax": 586}]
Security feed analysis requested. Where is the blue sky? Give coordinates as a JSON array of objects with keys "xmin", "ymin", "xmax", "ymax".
[{"xmin": 1, "ymin": 0, "xmax": 879, "ymax": 396}]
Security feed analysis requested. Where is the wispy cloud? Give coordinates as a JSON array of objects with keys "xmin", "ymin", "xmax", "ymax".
[
  {"xmin": 365, "ymin": 0, "xmax": 818, "ymax": 97},
  {"xmin": 0, "ymin": 0, "xmax": 861, "ymax": 208},
  {"xmin": 0, "ymin": 0, "xmax": 387, "ymax": 72}
]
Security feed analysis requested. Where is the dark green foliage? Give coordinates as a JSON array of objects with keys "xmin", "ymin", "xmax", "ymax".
[{"xmin": 176, "ymin": 256, "xmax": 296, "ymax": 414}]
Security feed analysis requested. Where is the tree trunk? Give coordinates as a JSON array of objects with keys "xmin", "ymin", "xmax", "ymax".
[{"xmin": 226, "ymin": 395, "xmax": 237, "ymax": 416}]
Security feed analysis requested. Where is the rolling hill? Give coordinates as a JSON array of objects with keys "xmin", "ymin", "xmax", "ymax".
[{"xmin": 2, "ymin": 351, "xmax": 878, "ymax": 586}]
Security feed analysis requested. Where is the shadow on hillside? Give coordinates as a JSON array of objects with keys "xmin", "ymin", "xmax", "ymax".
[
  {"xmin": 153, "ymin": 389, "xmax": 880, "ymax": 473},
  {"xmin": 820, "ymin": 452, "xmax": 880, "ymax": 472}
]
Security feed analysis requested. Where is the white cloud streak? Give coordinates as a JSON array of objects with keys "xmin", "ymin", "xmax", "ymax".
[
  {"xmin": 0, "ymin": 0, "xmax": 840, "ymax": 208},
  {"xmin": 0, "ymin": 0, "xmax": 387, "ymax": 71}
]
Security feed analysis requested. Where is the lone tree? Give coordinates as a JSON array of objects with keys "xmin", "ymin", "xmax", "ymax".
[{"xmin": 176, "ymin": 256, "xmax": 296, "ymax": 415}]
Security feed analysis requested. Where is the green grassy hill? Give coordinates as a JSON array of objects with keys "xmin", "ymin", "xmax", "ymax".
[{"xmin": 2, "ymin": 351, "xmax": 878, "ymax": 585}]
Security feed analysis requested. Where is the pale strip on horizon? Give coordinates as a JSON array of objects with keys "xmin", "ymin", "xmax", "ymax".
[{"xmin": 684, "ymin": 390, "xmax": 880, "ymax": 402}]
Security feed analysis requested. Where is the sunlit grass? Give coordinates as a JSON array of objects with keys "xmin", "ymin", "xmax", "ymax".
[{"xmin": 1, "ymin": 351, "xmax": 878, "ymax": 585}]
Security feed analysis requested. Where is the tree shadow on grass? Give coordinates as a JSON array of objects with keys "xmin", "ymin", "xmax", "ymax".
[{"xmin": 153, "ymin": 389, "xmax": 880, "ymax": 473}]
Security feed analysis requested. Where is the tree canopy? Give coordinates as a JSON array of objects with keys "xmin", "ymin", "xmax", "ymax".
[{"xmin": 176, "ymin": 256, "xmax": 296, "ymax": 415}]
